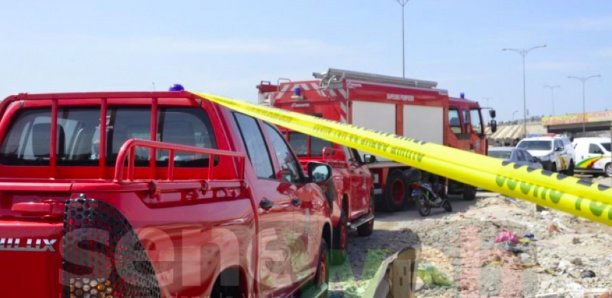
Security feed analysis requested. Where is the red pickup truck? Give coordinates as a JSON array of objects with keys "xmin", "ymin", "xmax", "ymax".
[
  {"xmin": 0, "ymin": 91, "xmax": 333, "ymax": 297},
  {"xmin": 283, "ymin": 133, "xmax": 375, "ymax": 263}
]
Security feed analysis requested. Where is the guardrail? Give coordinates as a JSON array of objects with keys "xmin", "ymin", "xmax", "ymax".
[{"xmin": 113, "ymin": 138, "xmax": 245, "ymax": 183}]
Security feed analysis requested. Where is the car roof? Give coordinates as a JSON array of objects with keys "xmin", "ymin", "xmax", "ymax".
[
  {"xmin": 573, "ymin": 137, "xmax": 611, "ymax": 143},
  {"xmin": 519, "ymin": 136, "xmax": 567, "ymax": 141}
]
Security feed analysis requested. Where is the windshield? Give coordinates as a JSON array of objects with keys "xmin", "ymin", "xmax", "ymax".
[
  {"xmin": 488, "ymin": 150, "xmax": 512, "ymax": 159},
  {"xmin": 288, "ymin": 132, "xmax": 333, "ymax": 156},
  {"xmin": 517, "ymin": 140, "xmax": 552, "ymax": 151},
  {"xmin": 601, "ymin": 142, "xmax": 611, "ymax": 152}
]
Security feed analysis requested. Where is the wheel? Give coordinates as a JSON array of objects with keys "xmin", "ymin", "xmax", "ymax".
[
  {"xmin": 565, "ymin": 160, "xmax": 575, "ymax": 176},
  {"xmin": 550, "ymin": 162, "xmax": 557, "ymax": 172},
  {"xmin": 384, "ymin": 170, "xmax": 407, "ymax": 211},
  {"xmin": 315, "ymin": 239, "xmax": 329, "ymax": 298},
  {"xmin": 462, "ymin": 185, "xmax": 476, "ymax": 201},
  {"xmin": 211, "ymin": 269, "xmax": 242, "ymax": 298},
  {"xmin": 443, "ymin": 200, "xmax": 452, "ymax": 212},
  {"xmin": 357, "ymin": 193, "xmax": 375, "ymax": 237},
  {"xmin": 416, "ymin": 193, "xmax": 431, "ymax": 217},
  {"xmin": 605, "ymin": 163, "xmax": 612, "ymax": 177},
  {"xmin": 331, "ymin": 207, "xmax": 348, "ymax": 265}
]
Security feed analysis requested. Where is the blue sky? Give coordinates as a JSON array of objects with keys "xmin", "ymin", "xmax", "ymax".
[{"xmin": 0, "ymin": 0, "xmax": 610, "ymax": 121}]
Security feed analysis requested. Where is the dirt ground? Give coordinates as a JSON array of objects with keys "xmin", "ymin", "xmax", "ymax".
[{"xmin": 329, "ymin": 176, "xmax": 612, "ymax": 298}]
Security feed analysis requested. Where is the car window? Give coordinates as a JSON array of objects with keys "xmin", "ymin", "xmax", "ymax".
[
  {"xmin": 156, "ymin": 107, "xmax": 218, "ymax": 167},
  {"xmin": 0, "ymin": 108, "xmax": 101, "ymax": 165},
  {"xmin": 264, "ymin": 123, "xmax": 303, "ymax": 183},
  {"xmin": 469, "ymin": 109, "xmax": 483, "ymax": 135},
  {"xmin": 311, "ymin": 136, "xmax": 334, "ymax": 156},
  {"xmin": 448, "ymin": 109, "xmax": 462, "ymax": 134},
  {"xmin": 288, "ymin": 132, "xmax": 308, "ymax": 156},
  {"xmin": 589, "ymin": 144, "xmax": 603, "ymax": 154},
  {"xmin": 601, "ymin": 142, "xmax": 611, "ymax": 152},
  {"xmin": 517, "ymin": 140, "xmax": 552, "ymax": 151},
  {"xmin": 488, "ymin": 150, "xmax": 512, "ymax": 159},
  {"xmin": 517, "ymin": 150, "xmax": 529, "ymax": 161},
  {"xmin": 233, "ymin": 113, "xmax": 274, "ymax": 179},
  {"xmin": 554, "ymin": 140, "xmax": 563, "ymax": 150}
]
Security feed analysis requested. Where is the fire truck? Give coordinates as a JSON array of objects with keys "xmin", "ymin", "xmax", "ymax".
[{"xmin": 258, "ymin": 68, "xmax": 496, "ymax": 212}]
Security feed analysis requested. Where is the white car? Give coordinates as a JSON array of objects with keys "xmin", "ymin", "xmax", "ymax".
[
  {"xmin": 516, "ymin": 135, "xmax": 575, "ymax": 174},
  {"xmin": 572, "ymin": 137, "xmax": 612, "ymax": 177}
]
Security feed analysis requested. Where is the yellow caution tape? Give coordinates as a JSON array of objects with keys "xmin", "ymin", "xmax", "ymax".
[{"xmin": 194, "ymin": 92, "xmax": 612, "ymax": 226}]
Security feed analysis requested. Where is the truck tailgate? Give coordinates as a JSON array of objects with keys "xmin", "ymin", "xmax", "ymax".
[{"xmin": 0, "ymin": 220, "xmax": 64, "ymax": 296}]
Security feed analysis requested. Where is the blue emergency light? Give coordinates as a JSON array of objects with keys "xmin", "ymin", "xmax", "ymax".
[{"xmin": 169, "ymin": 84, "xmax": 185, "ymax": 91}]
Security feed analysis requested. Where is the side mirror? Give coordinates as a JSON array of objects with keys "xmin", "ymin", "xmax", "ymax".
[
  {"xmin": 555, "ymin": 146, "xmax": 563, "ymax": 152},
  {"xmin": 489, "ymin": 109, "xmax": 496, "ymax": 118},
  {"xmin": 363, "ymin": 154, "xmax": 377, "ymax": 164},
  {"xmin": 307, "ymin": 162, "xmax": 332, "ymax": 183},
  {"xmin": 490, "ymin": 120, "xmax": 497, "ymax": 133}
]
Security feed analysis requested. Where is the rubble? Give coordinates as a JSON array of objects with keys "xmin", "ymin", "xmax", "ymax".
[{"xmin": 329, "ymin": 187, "xmax": 612, "ymax": 297}]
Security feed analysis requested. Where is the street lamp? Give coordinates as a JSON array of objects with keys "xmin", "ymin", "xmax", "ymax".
[
  {"xmin": 502, "ymin": 44, "xmax": 547, "ymax": 138},
  {"xmin": 568, "ymin": 74, "xmax": 601, "ymax": 134},
  {"xmin": 396, "ymin": 0, "xmax": 410, "ymax": 78},
  {"xmin": 543, "ymin": 84, "xmax": 560, "ymax": 116}
]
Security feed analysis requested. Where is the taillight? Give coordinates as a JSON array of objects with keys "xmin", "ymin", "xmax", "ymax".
[{"xmin": 69, "ymin": 278, "xmax": 115, "ymax": 297}]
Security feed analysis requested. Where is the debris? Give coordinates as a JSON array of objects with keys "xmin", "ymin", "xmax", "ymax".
[
  {"xmin": 572, "ymin": 237, "xmax": 581, "ymax": 244},
  {"xmin": 417, "ymin": 263, "xmax": 452, "ymax": 287},
  {"xmin": 580, "ymin": 270, "xmax": 596, "ymax": 278},
  {"xmin": 547, "ymin": 223, "xmax": 560, "ymax": 233},
  {"xmin": 570, "ymin": 258, "xmax": 583, "ymax": 266},
  {"xmin": 495, "ymin": 230, "xmax": 519, "ymax": 244}
]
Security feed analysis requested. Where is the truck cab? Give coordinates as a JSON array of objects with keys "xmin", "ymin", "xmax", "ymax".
[{"xmin": 0, "ymin": 91, "xmax": 333, "ymax": 297}]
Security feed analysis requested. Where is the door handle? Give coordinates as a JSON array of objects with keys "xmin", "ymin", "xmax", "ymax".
[
  {"xmin": 291, "ymin": 198, "xmax": 301, "ymax": 207},
  {"xmin": 259, "ymin": 198, "xmax": 274, "ymax": 210}
]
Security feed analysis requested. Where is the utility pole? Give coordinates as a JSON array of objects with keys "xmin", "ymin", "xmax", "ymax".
[
  {"xmin": 396, "ymin": 0, "xmax": 410, "ymax": 78},
  {"xmin": 543, "ymin": 85, "xmax": 560, "ymax": 116},
  {"xmin": 502, "ymin": 44, "xmax": 547, "ymax": 138},
  {"xmin": 568, "ymin": 74, "xmax": 601, "ymax": 134}
]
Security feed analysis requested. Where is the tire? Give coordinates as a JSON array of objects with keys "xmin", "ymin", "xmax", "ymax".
[
  {"xmin": 605, "ymin": 163, "xmax": 612, "ymax": 177},
  {"xmin": 315, "ymin": 239, "xmax": 329, "ymax": 298},
  {"xmin": 357, "ymin": 194, "xmax": 375, "ymax": 237},
  {"xmin": 211, "ymin": 270, "xmax": 242, "ymax": 298},
  {"xmin": 550, "ymin": 162, "xmax": 557, "ymax": 172},
  {"xmin": 331, "ymin": 207, "xmax": 348, "ymax": 265},
  {"xmin": 462, "ymin": 185, "xmax": 476, "ymax": 201},
  {"xmin": 384, "ymin": 170, "xmax": 407, "ymax": 212},
  {"xmin": 565, "ymin": 160, "xmax": 575, "ymax": 176},
  {"xmin": 443, "ymin": 200, "xmax": 452, "ymax": 212},
  {"xmin": 416, "ymin": 194, "xmax": 431, "ymax": 217}
]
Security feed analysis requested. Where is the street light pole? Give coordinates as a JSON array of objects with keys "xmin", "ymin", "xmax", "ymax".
[
  {"xmin": 396, "ymin": 0, "xmax": 410, "ymax": 78},
  {"xmin": 568, "ymin": 74, "xmax": 601, "ymax": 134},
  {"xmin": 502, "ymin": 44, "xmax": 547, "ymax": 138},
  {"xmin": 543, "ymin": 85, "xmax": 560, "ymax": 116}
]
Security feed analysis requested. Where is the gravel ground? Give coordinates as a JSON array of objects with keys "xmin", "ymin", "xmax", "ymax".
[{"xmin": 329, "ymin": 176, "xmax": 612, "ymax": 298}]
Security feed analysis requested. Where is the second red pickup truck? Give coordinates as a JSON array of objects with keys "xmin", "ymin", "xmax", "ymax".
[{"xmin": 0, "ymin": 90, "xmax": 333, "ymax": 297}]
